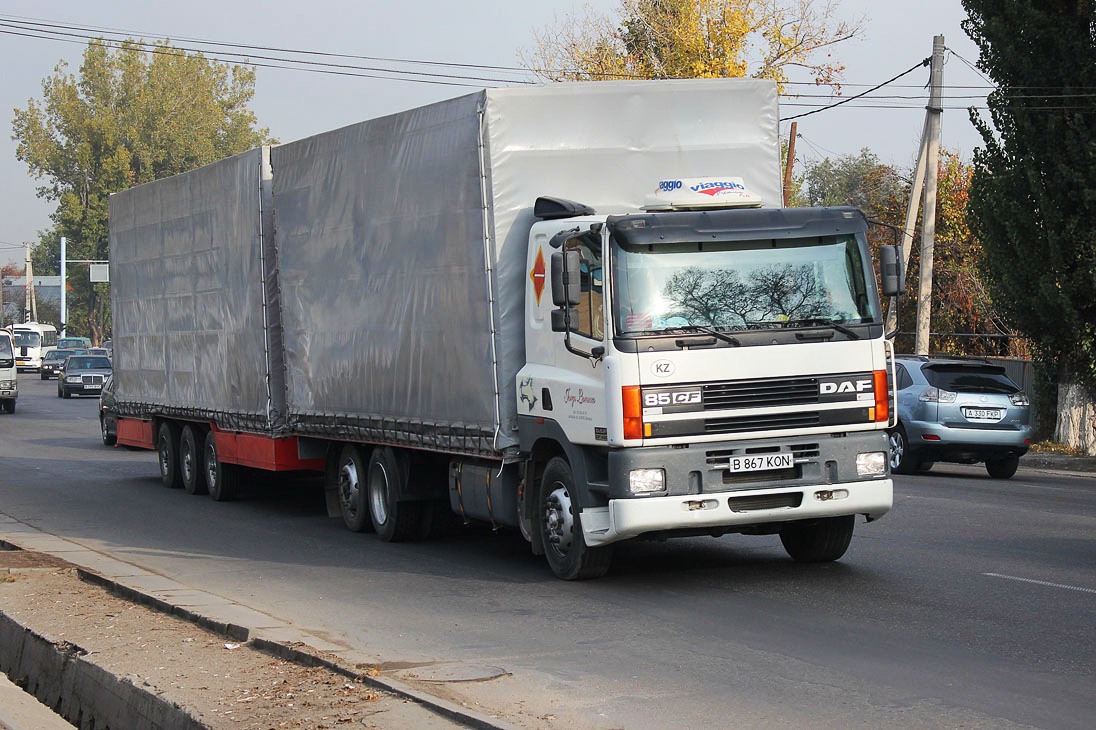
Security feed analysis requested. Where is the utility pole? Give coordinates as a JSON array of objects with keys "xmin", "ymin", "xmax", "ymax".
[
  {"xmin": 783, "ymin": 121, "xmax": 798, "ymax": 207},
  {"xmin": 24, "ymin": 242, "xmax": 36, "ymax": 323},
  {"xmin": 60, "ymin": 236, "xmax": 67, "ymax": 335},
  {"xmin": 914, "ymin": 35, "xmax": 945, "ymax": 355}
]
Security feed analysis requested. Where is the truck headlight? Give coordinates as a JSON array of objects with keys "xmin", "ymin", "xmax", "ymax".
[
  {"xmin": 629, "ymin": 468, "xmax": 665, "ymax": 494},
  {"xmin": 0, "ymin": 379, "xmax": 14, "ymax": 388},
  {"xmin": 856, "ymin": 451, "xmax": 887, "ymax": 477}
]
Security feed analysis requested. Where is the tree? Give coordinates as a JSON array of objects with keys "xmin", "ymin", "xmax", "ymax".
[
  {"xmin": 12, "ymin": 40, "xmax": 275, "ymax": 343},
  {"xmin": 522, "ymin": 0, "xmax": 864, "ymax": 91},
  {"xmin": 800, "ymin": 148, "xmax": 1014, "ymax": 356},
  {"xmin": 962, "ymin": 1, "xmax": 1096, "ymax": 452}
]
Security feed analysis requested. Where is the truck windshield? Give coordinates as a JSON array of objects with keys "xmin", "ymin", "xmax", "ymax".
[{"xmin": 611, "ymin": 235, "xmax": 879, "ymax": 335}]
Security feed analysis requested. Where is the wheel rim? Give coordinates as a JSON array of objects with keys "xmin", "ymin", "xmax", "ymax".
[
  {"xmin": 368, "ymin": 461, "xmax": 390, "ymax": 526},
  {"xmin": 888, "ymin": 431, "xmax": 904, "ymax": 470},
  {"xmin": 158, "ymin": 434, "xmax": 170, "ymax": 477},
  {"xmin": 181, "ymin": 439, "xmax": 194, "ymax": 484},
  {"xmin": 205, "ymin": 441, "xmax": 218, "ymax": 490},
  {"xmin": 544, "ymin": 484, "xmax": 574, "ymax": 557},
  {"xmin": 339, "ymin": 457, "xmax": 363, "ymax": 521}
]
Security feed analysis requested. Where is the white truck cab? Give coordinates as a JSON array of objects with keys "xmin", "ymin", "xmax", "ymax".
[{"xmin": 516, "ymin": 180, "xmax": 898, "ymax": 578}]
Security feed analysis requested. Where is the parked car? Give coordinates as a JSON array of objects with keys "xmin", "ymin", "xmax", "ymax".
[
  {"xmin": 40, "ymin": 348, "xmax": 83, "ymax": 380},
  {"xmin": 57, "ymin": 355, "xmax": 113, "ymax": 399},
  {"xmin": 99, "ymin": 374, "xmax": 117, "ymax": 445},
  {"xmin": 888, "ymin": 355, "xmax": 1033, "ymax": 479}
]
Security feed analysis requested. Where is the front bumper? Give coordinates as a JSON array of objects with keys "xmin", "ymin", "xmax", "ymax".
[
  {"xmin": 581, "ymin": 478, "xmax": 892, "ymax": 546},
  {"xmin": 586, "ymin": 430, "xmax": 893, "ymax": 547}
]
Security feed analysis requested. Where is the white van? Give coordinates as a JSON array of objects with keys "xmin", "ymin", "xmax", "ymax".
[{"xmin": 0, "ymin": 328, "xmax": 17, "ymax": 413}]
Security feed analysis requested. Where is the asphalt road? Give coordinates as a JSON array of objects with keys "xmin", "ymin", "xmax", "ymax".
[{"xmin": 1, "ymin": 376, "xmax": 1094, "ymax": 730}]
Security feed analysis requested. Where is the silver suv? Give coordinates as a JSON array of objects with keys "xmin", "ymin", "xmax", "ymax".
[{"xmin": 888, "ymin": 355, "xmax": 1033, "ymax": 479}]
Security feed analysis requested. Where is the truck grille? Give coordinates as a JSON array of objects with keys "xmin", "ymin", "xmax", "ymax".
[
  {"xmin": 703, "ymin": 376, "xmax": 820, "ymax": 410},
  {"xmin": 705, "ymin": 411, "xmax": 820, "ymax": 434}
]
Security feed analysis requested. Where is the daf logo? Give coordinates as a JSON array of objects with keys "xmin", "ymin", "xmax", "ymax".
[
  {"xmin": 820, "ymin": 379, "xmax": 872, "ymax": 394},
  {"xmin": 652, "ymin": 360, "xmax": 675, "ymax": 377}
]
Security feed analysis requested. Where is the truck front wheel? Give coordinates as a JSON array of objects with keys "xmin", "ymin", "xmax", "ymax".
[
  {"xmin": 539, "ymin": 457, "xmax": 613, "ymax": 580},
  {"xmin": 779, "ymin": 515, "xmax": 855, "ymax": 562},
  {"xmin": 367, "ymin": 446, "xmax": 421, "ymax": 542}
]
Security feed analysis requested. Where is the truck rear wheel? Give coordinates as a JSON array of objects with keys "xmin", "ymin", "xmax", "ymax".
[
  {"xmin": 367, "ymin": 447, "xmax": 421, "ymax": 542},
  {"xmin": 180, "ymin": 425, "xmax": 208, "ymax": 495},
  {"xmin": 157, "ymin": 422, "xmax": 182, "ymax": 489},
  {"xmin": 203, "ymin": 430, "xmax": 239, "ymax": 501},
  {"xmin": 779, "ymin": 515, "xmax": 854, "ymax": 562},
  {"xmin": 336, "ymin": 444, "xmax": 372, "ymax": 532},
  {"xmin": 539, "ymin": 457, "xmax": 613, "ymax": 580}
]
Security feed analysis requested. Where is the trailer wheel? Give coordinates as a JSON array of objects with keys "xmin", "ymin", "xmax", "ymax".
[
  {"xmin": 336, "ymin": 445, "xmax": 373, "ymax": 532},
  {"xmin": 539, "ymin": 457, "xmax": 613, "ymax": 580},
  {"xmin": 779, "ymin": 515, "xmax": 855, "ymax": 562},
  {"xmin": 157, "ymin": 422, "xmax": 182, "ymax": 489},
  {"xmin": 203, "ymin": 430, "xmax": 238, "ymax": 502},
  {"xmin": 180, "ymin": 426, "xmax": 208, "ymax": 495},
  {"xmin": 367, "ymin": 447, "xmax": 421, "ymax": 542},
  {"xmin": 100, "ymin": 414, "xmax": 116, "ymax": 446}
]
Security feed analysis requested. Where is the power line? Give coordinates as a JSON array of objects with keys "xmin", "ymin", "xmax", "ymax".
[{"xmin": 780, "ymin": 58, "xmax": 931, "ymax": 121}]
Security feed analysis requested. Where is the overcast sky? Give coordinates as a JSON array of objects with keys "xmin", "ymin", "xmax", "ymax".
[{"xmin": 0, "ymin": 0, "xmax": 989, "ymax": 262}]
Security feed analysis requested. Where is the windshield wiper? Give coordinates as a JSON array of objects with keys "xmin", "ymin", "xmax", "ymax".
[
  {"xmin": 748, "ymin": 318, "xmax": 860, "ymax": 340},
  {"xmin": 666, "ymin": 325, "xmax": 741, "ymax": 346}
]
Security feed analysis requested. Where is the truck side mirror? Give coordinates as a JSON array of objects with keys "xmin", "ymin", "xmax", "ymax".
[
  {"xmin": 879, "ymin": 245, "xmax": 901, "ymax": 298},
  {"xmin": 551, "ymin": 250, "xmax": 581, "ymax": 307},
  {"xmin": 551, "ymin": 308, "xmax": 578, "ymax": 332}
]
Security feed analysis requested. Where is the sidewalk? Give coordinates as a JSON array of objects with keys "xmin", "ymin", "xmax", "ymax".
[{"xmin": 1020, "ymin": 450, "xmax": 1096, "ymax": 475}]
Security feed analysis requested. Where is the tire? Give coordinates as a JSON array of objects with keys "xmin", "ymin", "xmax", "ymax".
[
  {"xmin": 335, "ymin": 444, "xmax": 372, "ymax": 532},
  {"xmin": 985, "ymin": 455, "xmax": 1019, "ymax": 479},
  {"xmin": 180, "ymin": 425, "xmax": 208, "ymax": 495},
  {"xmin": 367, "ymin": 446, "xmax": 422, "ymax": 542},
  {"xmin": 539, "ymin": 457, "xmax": 614, "ymax": 580},
  {"xmin": 62, "ymin": 386, "xmax": 72, "ymax": 399},
  {"xmin": 40, "ymin": 372, "xmax": 47, "ymax": 380},
  {"xmin": 888, "ymin": 426, "xmax": 916, "ymax": 474},
  {"xmin": 157, "ymin": 422, "xmax": 182, "ymax": 489},
  {"xmin": 0, "ymin": 399, "xmax": 14, "ymax": 414},
  {"xmin": 916, "ymin": 460, "xmax": 935, "ymax": 473},
  {"xmin": 203, "ymin": 430, "xmax": 239, "ymax": 501},
  {"xmin": 101, "ymin": 415, "xmax": 116, "ymax": 446},
  {"xmin": 780, "ymin": 515, "xmax": 855, "ymax": 562}
]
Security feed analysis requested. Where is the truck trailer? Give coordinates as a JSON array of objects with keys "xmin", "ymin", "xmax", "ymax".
[{"xmin": 108, "ymin": 79, "xmax": 900, "ymax": 579}]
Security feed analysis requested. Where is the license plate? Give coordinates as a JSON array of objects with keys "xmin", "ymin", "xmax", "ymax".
[
  {"xmin": 963, "ymin": 408, "xmax": 1002, "ymax": 420},
  {"xmin": 727, "ymin": 453, "xmax": 794, "ymax": 473},
  {"xmin": 83, "ymin": 384, "xmax": 100, "ymax": 390}
]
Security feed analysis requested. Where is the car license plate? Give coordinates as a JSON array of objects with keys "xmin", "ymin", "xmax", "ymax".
[
  {"xmin": 727, "ymin": 453, "xmax": 794, "ymax": 473},
  {"xmin": 83, "ymin": 384, "xmax": 99, "ymax": 390},
  {"xmin": 963, "ymin": 407, "xmax": 1002, "ymax": 420}
]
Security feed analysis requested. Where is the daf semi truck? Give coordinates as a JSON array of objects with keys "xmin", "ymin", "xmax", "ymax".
[{"xmin": 108, "ymin": 79, "xmax": 899, "ymax": 579}]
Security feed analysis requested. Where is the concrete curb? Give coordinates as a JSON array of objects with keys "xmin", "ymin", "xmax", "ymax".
[
  {"xmin": 0, "ymin": 611, "xmax": 205, "ymax": 730},
  {"xmin": 0, "ymin": 530, "xmax": 520, "ymax": 730}
]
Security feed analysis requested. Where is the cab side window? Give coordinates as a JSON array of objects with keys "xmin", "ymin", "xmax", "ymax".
[{"xmin": 567, "ymin": 239, "xmax": 604, "ymax": 341}]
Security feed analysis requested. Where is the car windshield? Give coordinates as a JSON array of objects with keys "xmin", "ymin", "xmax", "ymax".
[
  {"xmin": 922, "ymin": 365, "xmax": 1019, "ymax": 394},
  {"xmin": 70, "ymin": 356, "xmax": 112, "ymax": 369},
  {"xmin": 611, "ymin": 234, "xmax": 879, "ymax": 334},
  {"xmin": 46, "ymin": 350, "xmax": 72, "ymax": 362}
]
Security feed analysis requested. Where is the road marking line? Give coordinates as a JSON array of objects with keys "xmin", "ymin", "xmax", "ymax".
[{"xmin": 983, "ymin": 572, "xmax": 1096, "ymax": 595}]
